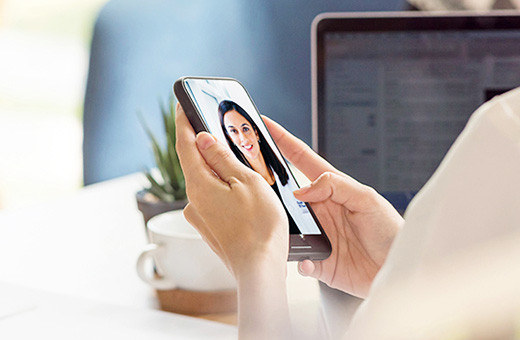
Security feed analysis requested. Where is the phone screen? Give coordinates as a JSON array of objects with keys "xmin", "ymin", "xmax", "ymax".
[{"xmin": 183, "ymin": 78, "xmax": 322, "ymax": 235}]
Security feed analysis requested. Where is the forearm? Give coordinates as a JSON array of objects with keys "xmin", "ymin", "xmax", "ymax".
[{"xmin": 236, "ymin": 258, "xmax": 292, "ymax": 340}]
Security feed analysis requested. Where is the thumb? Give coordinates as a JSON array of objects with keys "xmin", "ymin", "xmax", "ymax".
[
  {"xmin": 298, "ymin": 259, "xmax": 322, "ymax": 279},
  {"xmin": 195, "ymin": 132, "xmax": 248, "ymax": 183}
]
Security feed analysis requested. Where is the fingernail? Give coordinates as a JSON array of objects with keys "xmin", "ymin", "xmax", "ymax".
[
  {"xmin": 298, "ymin": 261, "xmax": 305, "ymax": 275},
  {"xmin": 196, "ymin": 133, "xmax": 216, "ymax": 150}
]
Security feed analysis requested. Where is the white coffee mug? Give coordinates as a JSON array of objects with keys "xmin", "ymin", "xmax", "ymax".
[{"xmin": 136, "ymin": 210, "xmax": 236, "ymax": 291}]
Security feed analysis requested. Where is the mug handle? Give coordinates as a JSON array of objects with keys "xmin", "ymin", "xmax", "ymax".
[{"xmin": 136, "ymin": 243, "xmax": 177, "ymax": 290}]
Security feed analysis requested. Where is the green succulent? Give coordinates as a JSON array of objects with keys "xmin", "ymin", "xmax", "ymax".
[{"xmin": 139, "ymin": 96, "xmax": 186, "ymax": 203}]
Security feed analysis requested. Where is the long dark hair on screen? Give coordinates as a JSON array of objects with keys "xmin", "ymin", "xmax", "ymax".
[{"xmin": 218, "ymin": 100, "xmax": 289, "ymax": 186}]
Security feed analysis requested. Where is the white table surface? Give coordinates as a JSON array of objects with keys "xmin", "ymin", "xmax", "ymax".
[
  {"xmin": 0, "ymin": 173, "xmax": 322, "ymax": 338},
  {"xmin": 0, "ymin": 282, "xmax": 237, "ymax": 339}
]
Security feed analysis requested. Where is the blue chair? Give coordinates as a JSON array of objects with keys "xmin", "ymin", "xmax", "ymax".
[{"xmin": 83, "ymin": 0, "xmax": 407, "ymax": 185}]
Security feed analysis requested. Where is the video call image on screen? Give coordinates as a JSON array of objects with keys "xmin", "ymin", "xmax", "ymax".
[{"xmin": 184, "ymin": 78, "xmax": 321, "ymax": 235}]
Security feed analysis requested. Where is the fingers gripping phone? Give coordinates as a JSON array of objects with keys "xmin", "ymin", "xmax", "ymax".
[{"xmin": 174, "ymin": 77, "xmax": 331, "ymax": 261}]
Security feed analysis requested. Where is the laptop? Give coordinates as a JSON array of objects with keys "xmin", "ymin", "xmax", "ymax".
[{"xmin": 312, "ymin": 11, "xmax": 520, "ymax": 213}]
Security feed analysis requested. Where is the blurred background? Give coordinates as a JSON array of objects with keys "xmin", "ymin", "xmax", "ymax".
[
  {"xmin": 1, "ymin": 0, "xmax": 518, "ymax": 211},
  {"xmin": 0, "ymin": 0, "xmax": 108, "ymax": 209},
  {"xmin": 0, "ymin": 0, "xmax": 406, "ymax": 210}
]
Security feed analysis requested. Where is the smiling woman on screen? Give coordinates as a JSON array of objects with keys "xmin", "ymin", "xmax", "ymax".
[{"xmin": 218, "ymin": 100, "xmax": 302, "ymax": 234}]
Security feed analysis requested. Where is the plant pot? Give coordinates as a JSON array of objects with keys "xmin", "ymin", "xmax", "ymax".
[{"xmin": 136, "ymin": 189, "xmax": 188, "ymax": 224}]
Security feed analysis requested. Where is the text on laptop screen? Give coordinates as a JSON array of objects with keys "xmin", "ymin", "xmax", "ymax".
[{"xmin": 319, "ymin": 21, "xmax": 520, "ymax": 212}]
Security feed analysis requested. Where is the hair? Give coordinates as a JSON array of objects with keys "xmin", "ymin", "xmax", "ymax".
[{"xmin": 218, "ymin": 100, "xmax": 289, "ymax": 186}]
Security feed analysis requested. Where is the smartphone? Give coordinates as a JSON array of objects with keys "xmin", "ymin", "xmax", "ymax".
[{"xmin": 174, "ymin": 76, "xmax": 331, "ymax": 261}]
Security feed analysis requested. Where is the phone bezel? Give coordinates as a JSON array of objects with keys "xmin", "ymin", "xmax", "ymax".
[{"xmin": 174, "ymin": 76, "xmax": 331, "ymax": 262}]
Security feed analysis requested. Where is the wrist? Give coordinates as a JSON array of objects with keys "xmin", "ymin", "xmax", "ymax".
[
  {"xmin": 230, "ymin": 231, "xmax": 288, "ymax": 281},
  {"xmin": 235, "ymin": 255, "xmax": 291, "ymax": 340},
  {"xmin": 235, "ymin": 253, "xmax": 287, "ymax": 285}
]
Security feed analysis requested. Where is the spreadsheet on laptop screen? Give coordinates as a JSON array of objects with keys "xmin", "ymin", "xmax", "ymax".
[{"xmin": 319, "ymin": 23, "xmax": 520, "ymax": 212}]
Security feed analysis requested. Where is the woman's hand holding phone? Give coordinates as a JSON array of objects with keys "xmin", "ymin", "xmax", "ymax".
[
  {"xmin": 176, "ymin": 92, "xmax": 404, "ymax": 338},
  {"xmin": 263, "ymin": 117, "xmax": 404, "ymax": 298},
  {"xmin": 176, "ymin": 103, "xmax": 289, "ymax": 276},
  {"xmin": 176, "ymin": 103, "xmax": 292, "ymax": 339}
]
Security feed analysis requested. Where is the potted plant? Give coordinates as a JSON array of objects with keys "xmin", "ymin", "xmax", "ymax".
[{"xmin": 136, "ymin": 96, "xmax": 187, "ymax": 224}]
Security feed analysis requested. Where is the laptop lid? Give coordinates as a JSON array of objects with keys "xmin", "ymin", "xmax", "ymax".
[{"xmin": 312, "ymin": 11, "xmax": 520, "ymax": 213}]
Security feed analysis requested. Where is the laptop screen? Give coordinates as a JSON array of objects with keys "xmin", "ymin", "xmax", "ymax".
[{"xmin": 312, "ymin": 12, "xmax": 520, "ymax": 213}]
